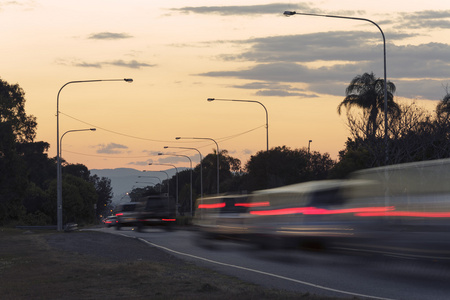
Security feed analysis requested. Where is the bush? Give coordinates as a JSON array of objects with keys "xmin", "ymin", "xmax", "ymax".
[{"xmin": 21, "ymin": 211, "xmax": 52, "ymax": 226}]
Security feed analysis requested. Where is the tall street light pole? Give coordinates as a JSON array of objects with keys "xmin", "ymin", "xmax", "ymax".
[
  {"xmin": 308, "ymin": 139, "xmax": 312, "ymax": 156},
  {"xmin": 283, "ymin": 11, "xmax": 388, "ymax": 164},
  {"xmin": 159, "ymin": 152, "xmax": 193, "ymax": 216},
  {"xmin": 56, "ymin": 78, "xmax": 132, "ymax": 231},
  {"xmin": 176, "ymin": 136, "xmax": 220, "ymax": 195},
  {"xmin": 164, "ymin": 146, "xmax": 203, "ymax": 199},
  {"xmin": 148, "ymin": 162, "xmax": 178, "ymax": 216},
  {"xmin": 59, "ymin": 128, "xmax": 96, "ymax": 221},
  {"xmin": 60, "ymin": 128, "xmax": 96, "ymax": 158},
  {"xmin": 207, "ymin": 98, "xmax": 269, "ymax": 152}
]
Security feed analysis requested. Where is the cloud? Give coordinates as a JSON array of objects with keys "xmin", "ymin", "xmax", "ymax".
[
  {"xmin": 171, "ymin": 3, "xmax": 368, "ymax": 17},
  {"xmin": 141, "ymin": 150, "xmax": 162, "ymax": 157},
  {"xmin": 67, "ymin": 59, "xmax": 156, "ymax": 69},
  {"xmin": 128, "ymin": 160, "xmax": 151, "ymax": 166},
  {"xmin": 73, "ymin": 61, "xmax": 102, "ymax": 68},
  {"xmin": 0, "ymin": 1, "xmax": 36, "ymax": 11},
  {"xmin": 255, "ymin": 89, "xmax": 318, "ymax": 98},
  {"xmin": 197, "ymin": 30, "xmax": 450, "ymax": 100},
  {"xmin": 394, "ymin": 79, "xmax": 450, "ymax": 101},
  {"xmin": 106, "ymin": 60, "xmax": 156, "ymax": 69},
  {"xmin": 171, "ymin": 3, "xmax": 319, "ymax": 16},
  {"xmin": 157, "ymin": 156, "xmax": 193, "ymax": 165},
  {"xmin": 232, "ymin": 82, "xmax": 318, "ymax": 98},
  {"xmin": 395, "ymin": 10, "xmax": 450, "ymax": 29},
  {"xmin": 242, "ymin": 149, "xmax": 253, "ymax": 155},
  {"xmin": 88, "ymin": 32, "xmax": 133, "ymax": 40},
  {"xmin": 96, "ymin": 143, "xmax": 128, "ymax": 154},
  {"xmin": 221, "ymin": 31, "xmax": 414, "ymax": 63}
]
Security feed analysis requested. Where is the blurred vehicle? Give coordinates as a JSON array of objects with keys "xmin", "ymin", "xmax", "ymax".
[
  {"xmin": 193, "ymin": 194, "xmax": 252, "ymax": 241},
  {"xmin": 341, "ymin": 158, "xmax": 450, "ymax": 260},
  {"xmin": 246, "ymin": 180, "xmax": 367, "ymax": 249},
  {"xmin": 114, "ymin": 202, "xmax": 139, "ymax": 229},
  {"xmin": 115, "ymin": 195, "xmax": 176, "ymax": 231},
  {"xmin": 194, "ymin": 159, "xmax": 450, "ymax": 260},
  {"xmin": 102, "ymin": 216, "xmax": 118, "ymax": 227},
  {"xmin": 134, "ymin": 195, "xmax": 176, "ymax": 231}
]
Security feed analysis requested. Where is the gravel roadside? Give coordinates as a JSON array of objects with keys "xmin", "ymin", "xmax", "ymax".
[{"xmin": 45, "ymin": 230, "xmax": 179, "ymax": 263}]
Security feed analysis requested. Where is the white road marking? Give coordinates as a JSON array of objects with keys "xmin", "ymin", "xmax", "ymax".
[{"xmin": 135, "ymin": 236, "xmax": 396, "ymax": 300}]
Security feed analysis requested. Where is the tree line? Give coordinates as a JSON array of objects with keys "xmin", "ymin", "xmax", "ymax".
[
  {"xmin": 2, "ymin": 73, "xmax": 450, "ymax": 223},
  {"xmin": 0, "ymin": 79, "xmax": 113, "ymax": 226}
]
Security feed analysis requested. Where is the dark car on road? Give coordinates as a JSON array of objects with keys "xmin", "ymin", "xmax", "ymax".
[
  {"xmin": 114, "ymin": 195, "xmax": 176, "ymax": 231},
  {"xmin": 114, "ymin": 202, "xmax": 140, "ymax": 229},
  {"xmin": 102, "ymin": 216, "xmax": 118, "ymax": 227}
]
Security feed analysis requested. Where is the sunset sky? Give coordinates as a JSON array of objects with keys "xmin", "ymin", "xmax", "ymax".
[{"xmin": 2, "ymin": 1, "xmax": 450, "ymax": 170}]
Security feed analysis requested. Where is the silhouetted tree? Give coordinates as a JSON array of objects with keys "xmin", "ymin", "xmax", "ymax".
[
  {"xmin": 199, "ymin": 149, "xmax": 242, "ymax": 195},
  {"xmin": 338, "ymin": 72, "xmax": 399, "ymax": 140},
  {"xmin": 244, "ymin": 146, "xmax": 335, "ymax": 191},
  {"xmin": 0, "ymin": 79, "xmax": 37, "ymax": 224},
  {"xmin": 90, "ymin": 175, "xmax": 114, "ymax": 220}
]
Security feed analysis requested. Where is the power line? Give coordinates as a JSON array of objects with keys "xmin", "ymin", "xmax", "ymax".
[
  {"xmin": 60, "ymin": 111, "xmax": 265, "ymax": 144},
  {"xmin": 59, "ymin": 112, "xmax": 266, "ymax": 158}
]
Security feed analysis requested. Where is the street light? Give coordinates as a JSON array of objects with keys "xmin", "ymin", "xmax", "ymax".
[
  {"xmin": 56, "ymin": 78, "xmax": 132, "ymax": 231},
  {"xmin": 59, "ymin": 128, "xmax": 96, "ymax": 227},
  {"xmin": 283, "ymin": 11, "xmax": 388, "ymax": 164},
  {"xmin": 207, "ymin": 98, "xmax": 269, "ymax": 152},
  {"xmin": 60, "ymin": 128, "xmax": 96, "ymax": 158},
  {"xmin": 158, "ymin": 170, "xmax": 170, "ymax": 196},
  {"xmin": 308, "ymin": 140, "xmax": 312, "ymax": 156},
  {"xmin": 159, "ymin": 152, "xmax": 193, "ymax": 216},
  {"xmin": 148, "ymin": 162, "xmax": 178, "ymax": 216},
  {"xmin": 176, "ymin": 136, "xmax": 220, "ymax": 195},
  {"xmin": 164, "ymin": 146, "xmax": 203, "ymax": 199}
]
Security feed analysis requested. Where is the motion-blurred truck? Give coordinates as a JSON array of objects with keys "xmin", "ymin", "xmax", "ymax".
[{"xmin": 115, "ymin": 194, "xmax": 176, "ymax": 231}]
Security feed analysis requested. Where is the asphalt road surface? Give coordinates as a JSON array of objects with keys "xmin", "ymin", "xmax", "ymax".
[{"xmin": 90, "ymin": 226, "xmax": 450, "ymax": 300}]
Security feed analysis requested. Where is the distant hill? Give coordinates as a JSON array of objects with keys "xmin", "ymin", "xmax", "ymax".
[{"xmin": 91, "ymin": 167, "xmax": 181, "ymax": 205}]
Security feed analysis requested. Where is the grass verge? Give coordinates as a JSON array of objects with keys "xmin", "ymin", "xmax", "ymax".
[{"xmin": 0, "ymin": 228, "xmax": 345, "ymax": 300}]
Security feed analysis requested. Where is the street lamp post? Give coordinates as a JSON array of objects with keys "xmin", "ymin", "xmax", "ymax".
[
  {"xmin": 283, "ymin": 11, "xmax": 388, "ymax": 164},
  {"xmin": 56, "ymin": 78, "xmax": 132, "ymax": 231},
  {"xmin": 207, "ymin": 98, "xmax": 269, "ymax": 152},
  {"xmin": 308, "ymin": 139, "xmax": 312, "ymax": 156},
  {"xmin": 164, "ymin": 146, "xmax": 203, "ymax": 199},
  {"xmin": 60, "ymin": 128, "xmax": 96, "ymax": 158},
  {"xmin": 176, "ymin": 136, "xmax": 220, "ymax": 195},
  {"xmin": 59, "ymin": 128, "xmax": 96, "ymax": 221},
  {"xmin": 148, "ymin": 163, "xmax": 178, "ymax": 216},
  {"xmin": 158, "ymin": 171, "xmax": 170, "ymax": 196},
  {"xmin": 159, "ymin": 152, "xmax": 193, "ymax": 216}
]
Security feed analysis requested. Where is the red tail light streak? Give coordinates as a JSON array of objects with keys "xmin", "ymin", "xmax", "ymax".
[
  {"xmin": 235, "ymin": 202, "xmax": 270, "ymax": 208},
  {"xmin": 250, "ymin": 206, "xmax": 450, "ymax": 218},
  {"xmin": 198, "ymin": 203, "xmax": 226, "ymax": 209},
  {"xmin": 250, "ymin": 206, "xmax": 395, "ymax": 216}
]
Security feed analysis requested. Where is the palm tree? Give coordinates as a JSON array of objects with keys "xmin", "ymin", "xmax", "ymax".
[
  {"xmin": 436, "ymin": 93, "xmax": 450, "ymax": 121},
  {"xmin": 337, "ymin": 72, "xmax": 399, "ymax": 139}
]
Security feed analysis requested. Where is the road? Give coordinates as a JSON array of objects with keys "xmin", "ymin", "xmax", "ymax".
[{"xmin": 91, "ymin": 227, "xmax": 450, "ymax": 300}]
